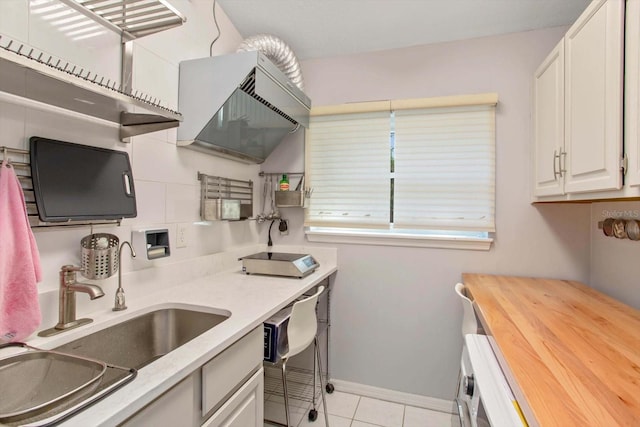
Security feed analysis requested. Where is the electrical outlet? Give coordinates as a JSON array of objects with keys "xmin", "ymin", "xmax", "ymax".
[
  {"xmin": 176, "ymin": 223, "xmax": 188, "ymax": 248},
  {"xmin": 279, "ymin": 219, "xmax": 289, "ymax": 236}
]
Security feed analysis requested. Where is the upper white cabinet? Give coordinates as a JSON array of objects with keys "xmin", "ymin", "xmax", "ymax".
[
  {"xmin": 626, "ymin": 0, "xmax": 640, "ymax": 186},
  {"xmin": 532, "ymin": 0, "xmax": 625, "ymax": 200},
  {"xmin": 564, "ymin": 0, "xmax": 624, "ymax": 193},
  {"xmin": 533, "ymin": 41, "xmax": 565, "ymax": 197}
]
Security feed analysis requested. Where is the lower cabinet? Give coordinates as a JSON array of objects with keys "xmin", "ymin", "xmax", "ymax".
[
  {"xmin": 202, "ymin": 369, "xmax": 263, "ymax": 427},
  {"xmin": 121, "ymin": 326, "xmax": 263, "ymax": 427}
]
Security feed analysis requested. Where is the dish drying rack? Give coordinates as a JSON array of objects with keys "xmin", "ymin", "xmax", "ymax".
[
  {"xmin": 1, "ymin": 146, "xmax": 121, "ymax": 228},
  {"xmin": 57, "ymin": 0, "xmax": 186, "ymax": 41},
  {"xmin": 197, "ymin": 172, "xmax": 253, "ymax": 221},
  {"xmin": 0, "ymin": 0, "xmax": 186, "ymax": 141}
]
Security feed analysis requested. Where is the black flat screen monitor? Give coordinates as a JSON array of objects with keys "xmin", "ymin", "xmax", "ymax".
[{"xmin": 30, "ymin": 136, "xmax": 137, "ymax": 222}]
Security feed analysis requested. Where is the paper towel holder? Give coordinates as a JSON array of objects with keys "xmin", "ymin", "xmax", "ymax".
[{"xmin": 132, "ymin": 229, "xmax": 170, "ymax": 260}]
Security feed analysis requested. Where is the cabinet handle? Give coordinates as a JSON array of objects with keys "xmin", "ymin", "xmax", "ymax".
[
  {"xmin": 553, "ymin": 150, "xmax": 561, "ymax": 179},
  {"xmin": 554, "ymin": 150, "xmax": 566, "ymax": 179},
  {"xmin": 560, "ymin": 150, "xmax": 567, "ymax": 176}
]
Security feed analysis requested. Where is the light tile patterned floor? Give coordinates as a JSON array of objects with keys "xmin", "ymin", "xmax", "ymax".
[{"xmin": 264, "ymin": 389, "xmax": 459, "ymax": 427}]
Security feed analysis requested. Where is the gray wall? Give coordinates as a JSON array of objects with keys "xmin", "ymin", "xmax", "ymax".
[
  {"xmin": 262, "ymin": 27, "xmax": 592, "ymax": 400},
  {"xmin": 590, "ymin": 201, "xmax": 640, "ymax": 310}
]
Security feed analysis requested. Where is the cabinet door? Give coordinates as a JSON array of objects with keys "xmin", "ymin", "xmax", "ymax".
[
  {"xmin": 563, "ymin": 0, "xmax": 624, "ymax": 194},
  {"xmin": 533, "ymin": 40, "xmax": 565, "ymax": 197},
  {"xmin": 121, "ymin": 373, "xmax": 200, "ymax": 427},
  {"xmin": 202, "ymin": 368, "xmax": 264, "ymax": 427},
  {"xmin": 626, "ymin": 0, "xmax": 640, "ymax": 186}
]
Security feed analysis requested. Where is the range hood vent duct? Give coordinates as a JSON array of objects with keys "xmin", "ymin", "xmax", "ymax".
[
  {"xmin": 236, "ymin": 34, "xmax": 305, "ymax": 91},
  {"xmin": 177, "ymin": 39, "xmax": 311, "ymax": 164}
]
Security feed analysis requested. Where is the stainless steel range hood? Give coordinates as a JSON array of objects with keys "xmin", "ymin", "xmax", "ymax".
[{"xmin": 177, "ymin": 51, "xmax": 311, "ymax": 164}]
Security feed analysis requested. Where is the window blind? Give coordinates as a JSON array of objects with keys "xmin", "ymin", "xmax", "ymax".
[
  {"xmin": 305, "ymin": 94, "xmax": 497, "ymax": 235},
  {"xmin": 305, "ymin": 111, "xmax": 391, "ymax": 228},
  {"xmin": 393, "ymin": 105, "xmax": 496, "ymax": 232}
]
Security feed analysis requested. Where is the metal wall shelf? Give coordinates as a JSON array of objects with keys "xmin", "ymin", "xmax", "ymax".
[
  {"xmin": 58, "ymin": 0, "xmax": 186, "ymax": 41},
  {"xmin": 259, "ymin": 172, "xmax": 311, "ymax": 208},
  {"xmin": 0, "ymin": 35, "xmax": 182, "ymax": 141}
]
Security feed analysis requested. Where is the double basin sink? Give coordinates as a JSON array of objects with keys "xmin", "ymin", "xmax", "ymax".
[{"xmin": 0, "ymin": 306, "xmax": 229, "ymax": 425}]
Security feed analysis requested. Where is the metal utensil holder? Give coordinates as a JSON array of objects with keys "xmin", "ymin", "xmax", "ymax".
[{"xmin": 80, "ymin": 233, "xmax": 119, "ymax": 280}]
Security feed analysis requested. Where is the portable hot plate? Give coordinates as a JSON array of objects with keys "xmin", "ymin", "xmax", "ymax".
[{"xmin": 240, "ymin": 252, "xmax": 319, "ymax": 278}]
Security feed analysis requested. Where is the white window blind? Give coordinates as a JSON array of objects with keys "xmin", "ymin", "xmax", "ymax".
[
  {"xmin": 305, "ymin": 94, "xmax": 496, "ymax": 236},
  {"xmin": 305, "ymin": 111, "xmax": 391, "ymax": 228},
  {"xmin": 393, "ymin": 105, "xmax": 496, "ymax": 232}
]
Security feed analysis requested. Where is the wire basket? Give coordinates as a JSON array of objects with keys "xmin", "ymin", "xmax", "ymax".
[{"xmin": 80, "ymin": 233, "xmax": 119, "ymax": 280}]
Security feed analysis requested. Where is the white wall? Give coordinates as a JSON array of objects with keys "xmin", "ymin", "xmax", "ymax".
[
  {"xmin": 0, "ymin": 0, "xmax": 262, "ymax": 327},
  {"xmin": 263, "ymin": 27, "xmax": 593, "ymax": 401}
]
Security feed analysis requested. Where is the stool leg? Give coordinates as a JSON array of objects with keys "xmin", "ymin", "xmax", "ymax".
[
  {"xmin": 312, "ymin": 340, "xmax": 317, "ymax": 409},
  {"xmin": 315, "ymin": 337, "xmax": 330, "ymax": 427},
  {"xmin": 281, "ymin": 359, "xmax": 291, "ymax": 427}
]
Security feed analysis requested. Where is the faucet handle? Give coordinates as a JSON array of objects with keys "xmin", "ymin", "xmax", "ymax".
[{"xmin": 60, "ymin": 265, "xmax": 82, "ymax": 284}]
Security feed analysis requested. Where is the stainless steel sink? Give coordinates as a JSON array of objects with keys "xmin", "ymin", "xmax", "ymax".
[
  {"xmin": 0, "ymin": 307, "xmax": 228, "ymax": 426},
  {"xmin": 54, "ymin": 307, "xmax": 230, "ymax": 369},
  {"xmin": 0, "ymin": 349, "xmax": 106, "ymax": 423}
]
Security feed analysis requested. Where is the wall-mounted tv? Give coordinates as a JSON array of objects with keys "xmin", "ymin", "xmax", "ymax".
[{"xmin": 30, "ymin": 136, "xmax": 137, "ymax": 222}]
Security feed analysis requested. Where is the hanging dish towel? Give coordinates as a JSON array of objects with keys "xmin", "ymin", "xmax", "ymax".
[{"xmin": 0, "ymin": 160, "xmax": 42, "ymax": 342}]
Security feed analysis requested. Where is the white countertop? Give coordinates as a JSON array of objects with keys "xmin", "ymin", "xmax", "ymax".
[{"xmin": 23, "ymin": 246, "xmax": 337, "ymax": 426}]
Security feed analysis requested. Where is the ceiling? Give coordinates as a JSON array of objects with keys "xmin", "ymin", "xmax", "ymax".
[{"xmin": 216, "ymin": 0, "xmax": 591, "ymax": 60}]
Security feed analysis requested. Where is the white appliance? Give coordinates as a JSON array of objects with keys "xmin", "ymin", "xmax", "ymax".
[{"xmin": 456, "ymin": 334, "xmax": 527, "ymax": 427}]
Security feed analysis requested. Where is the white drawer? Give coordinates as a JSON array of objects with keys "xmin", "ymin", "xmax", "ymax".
[{"xmin": 201, "ymin": 326, "xmax": 262, "ymax": 417}]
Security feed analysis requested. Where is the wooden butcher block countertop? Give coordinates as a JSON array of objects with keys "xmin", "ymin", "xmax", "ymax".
[{"xmin": 462, "ymin": 273, "xmax": 640, "ymax": 427}]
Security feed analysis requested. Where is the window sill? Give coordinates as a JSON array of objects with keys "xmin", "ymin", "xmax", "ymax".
[{"xmin": 305, "ymin": 229, "xmax": 493, "ymax": 250}]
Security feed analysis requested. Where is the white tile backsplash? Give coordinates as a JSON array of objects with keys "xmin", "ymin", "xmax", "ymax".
[
  {"xmin": 0, "ymin": 99, "xmax": 26, "ymax": 147},
  {"xmin": 132, "ymin": 44, "xmax": 179, "ymax": 110},
  {"xmin": 25, "ymin": 106, "xmax": 122, "ymax": 150},
  {"xmin": 132, "ymin": 180, "xmax": 167, "ymax": 225},
  {"xmin": 132, "ymin": 134, "xmax": 189, "ymax": 183},
  {"xmin": 0, "ymin": 1, "xmax": 29, "ymax": 45},
  {"xmin": 166, "ymin": 183, "xmax": 200, "ymax": 223}
]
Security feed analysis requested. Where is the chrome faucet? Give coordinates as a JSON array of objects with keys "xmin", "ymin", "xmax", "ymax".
[
  {"xmin": 113, "ymin": 241, "xmax": 136, "ymax": 311},
  {"xmin": 38, "ymin": 265, "xmax": 105, "ymax": 337}
]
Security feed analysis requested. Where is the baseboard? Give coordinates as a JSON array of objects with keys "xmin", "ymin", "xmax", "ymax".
[{"xmin": 329, "ymin": 379, "xmax": 456, "ymax": 414}]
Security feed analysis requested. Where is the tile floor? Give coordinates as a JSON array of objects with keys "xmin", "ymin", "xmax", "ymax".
[{"xmin": 263, "ymin": 388, "xmax": 459, "ymax": 427}]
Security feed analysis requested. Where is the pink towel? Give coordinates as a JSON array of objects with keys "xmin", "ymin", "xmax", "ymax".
[{"xmin": 0, "ymin": 160, "xmax": 42, "ymax": 342}]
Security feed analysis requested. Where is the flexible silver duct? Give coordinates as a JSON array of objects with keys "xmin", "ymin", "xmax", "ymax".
[{"xmin": 236, "ymin": 34, "xmax": 304, "ymax": 91}]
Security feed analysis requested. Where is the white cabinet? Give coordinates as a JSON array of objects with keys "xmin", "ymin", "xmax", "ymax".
[
  {"xmin": 201, "ymin": 326, "xmax": 263, "ymax": 417},
  {"xmin": 532, "ymin": 0, "xmax": 624, "ymax": 200},
  {"xmin": 533, "ymin": 40, "xmax": 565, "ymax": 197},
  {"xmin": 202, "ymin": 369, "xmax": 264, "ymax": 427},
  {"xmin": 563, "ymin": 0, "xmax": 624, "ymax": 193},
  {"xmin": 626, "ymin": 0, "xmax": 640, "ymax": 186},
  {"xmin": 121, "ymin": 327, "xmax": 263, "ymax": 427},
  {"xmin": 121, "ymin": 373, "xmax": 201, "ymax": 427}
]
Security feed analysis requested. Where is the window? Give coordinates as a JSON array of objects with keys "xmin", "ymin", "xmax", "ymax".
[{"xmin": 305, "ymin": 94, "xmax": 497, "ymax": 250}]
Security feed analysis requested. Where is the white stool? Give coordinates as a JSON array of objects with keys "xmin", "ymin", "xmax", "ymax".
[{"xmin": 279, "ymin": 286, "xmax": 329, "ymax": 427}]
